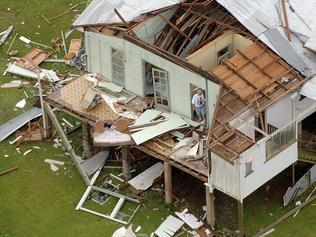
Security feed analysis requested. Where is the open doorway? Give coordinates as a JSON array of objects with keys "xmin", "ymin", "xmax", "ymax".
[
  {"xmin": 299, "ymin": 111, "xmax": 316, "ymax": 154},
  {"xmin": 190, "ymin": 84, "xmax": 205, "ymax": 121},
  {"xmin": 143, "ymin": 61, "xmax": 170, "ymax": 110}
]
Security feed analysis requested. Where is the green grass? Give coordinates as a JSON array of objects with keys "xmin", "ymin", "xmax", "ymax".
[
  {"xmin": 1, "ymin": 1, "xmax": 316, "ymax": 237},
  {"xmin": 0, "ymin": 1, "xmax": 173, "ymax": 236}
]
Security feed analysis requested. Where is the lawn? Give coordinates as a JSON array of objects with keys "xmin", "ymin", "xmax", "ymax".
[
  {"xmin": 0, "ymin": 1, "xmax": 315, "ymax": 237},
  {"xmin": 0, "ymin": 1, "xmax": 172, "ymax": 236}
]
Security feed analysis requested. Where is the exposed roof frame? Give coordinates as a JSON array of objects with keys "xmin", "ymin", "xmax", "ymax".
[{"xmin": 123, "ymin": 33, "xmax": 221, "ymax": 84}]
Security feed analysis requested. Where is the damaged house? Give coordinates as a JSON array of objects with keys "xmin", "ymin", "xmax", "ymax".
[{"xmin": 42, "ymin": 0, "xmax": 316, "ymax": 235}]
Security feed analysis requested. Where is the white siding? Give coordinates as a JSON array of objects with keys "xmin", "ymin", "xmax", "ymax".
[
  {"xmin": 266, "ymin": 94, "xmax": 293, "ymax": 129},
  {"xmin": 85, "ymin": 32, "xmax": 124, "ymax": 80},
  {"xmin": 211, "ymin": 152, "xmax": 239, "ymax": 199},
  {"xmin": 294, "ymin": 96, "xmax": 316, "ymax": 121},
  {"xmin": 84, "ymin": 31, "xmax": 220, "ymax": 120},
  {"xmin": 240, "ymin": 140, "xmax": 297, "ymax": 199}
]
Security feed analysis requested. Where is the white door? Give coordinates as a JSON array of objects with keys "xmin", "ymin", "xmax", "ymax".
[{"xmin": 152, "ymin": 68, "xmax": 170, "ymax": 110}]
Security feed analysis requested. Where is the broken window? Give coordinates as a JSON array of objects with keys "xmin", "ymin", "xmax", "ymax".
[
  {"xmin": 217, "ymin": 46, "xmax": 230, "ymax": 65},
  {"xmin": 152, "ymin": 68, "xmax": 170, "ymax": 110},
  {"xmin": 245, "ymin": 161, "xmax": 253, "ymax": 177},
  {"xmin": 112, "ymin": 48, "xmax": 125, "ymax": 86},
  {"xmin": 266, "ymin": 122, "xmax": 296, "ymax": 160},
  {"xmin": 143, "ymin": 62, "xmax": 155, "ymax": 96}
]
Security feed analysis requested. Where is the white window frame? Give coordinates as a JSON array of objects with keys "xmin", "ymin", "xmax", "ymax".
[
  {"xmin": 111, "ymin": 47, "xmax": 125, "ymax": 87},
  {"xmin": 217, "ymin": 46, "xmax": 231, "ymax": 65},
  {"xmin": 152, "ymin": 68, "xmax": 170, "ymax": 110},
  {"xmin": 245, "ymin": 161, "xmax": 253, "ymax": 177}
]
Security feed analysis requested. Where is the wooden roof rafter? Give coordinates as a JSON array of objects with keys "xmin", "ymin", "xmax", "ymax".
[{"xmin": 208, "ymin": 42, "xmax": 304, "ymax": 161}]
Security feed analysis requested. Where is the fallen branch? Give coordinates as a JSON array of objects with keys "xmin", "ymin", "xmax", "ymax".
[{"xmin": 0, "ymin": 167, "xmax": 18, "ymax": 176}]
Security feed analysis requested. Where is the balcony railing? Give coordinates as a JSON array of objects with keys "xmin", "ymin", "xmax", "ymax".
[{"xmin": 266, "ymin": 122, "xmax": 296, "ymax": 160}]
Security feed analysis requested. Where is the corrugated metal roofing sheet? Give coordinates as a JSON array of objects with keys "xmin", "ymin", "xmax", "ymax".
[
  {"xmin": 0, "ymin": 107, "xmax": 42, "ymax": 142},
  {"xmin": 217, "ymin": 0, "xmax": 316, "ymax": 77},
  {"xmin": 73, "ymin": 0, "xmax": 181, "ymax": 26}
]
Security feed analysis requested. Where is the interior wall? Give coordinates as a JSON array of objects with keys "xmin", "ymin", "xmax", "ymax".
[
  {"xmin": 134, "ymin": 10, "xmax": 176, "ymax": 44},
  {"xmin": 186, "ymin": 33, "xmax": 253, "ymax": 71},
  {"xmin": 85, "ymin": 31, "xmax": 220, "ymax": 120},
  {"xmin": 186, "ymin": 33, "xmax": 233, "ymax": 71},
  {"xmin": 266, "ymin": 94, "xmax": 293, "ymax": 129},
  {"xmin": 232, "ymin": 34, "xmax": 253, "ymax": 54}
]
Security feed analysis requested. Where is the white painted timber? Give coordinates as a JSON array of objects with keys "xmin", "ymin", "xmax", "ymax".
[
  {"xmin": 110, "ymin": 197, "xmax": 125, "ymax": 218},
  {"xmin": 155, "ymin": 215, "xmax": 184, "ymax": 237},
  {"xmin": 133, "ymin": 109, "xmax": 162, "ymax": 126},
  {"xmin": 131, "ymin": 116, "xmax": 187, "ymax": 145},
  {"xmin": 240, "ymin": 142, "xmax": 298, "ymax": 199},
  {"xmin": 173, "ymin": 137, "xmax": 193, "ymax": 151},
  {"xmin": 186, "ymin": 142, "xmax": 199, "ymax": 156},
  {"xmin": 44, "ymin": 159, "xmax": 65, "ymax": 166},
  {"xmin": 84, "ymin": 32, "xmax": 220, "ymax": 119},
  {"xmin": 211, "ymin": 152, "xmax": 239, "ymax": 199},
  {"xmin": 175, "ymin": 208, "xmax": 203, "ymax": 230},
  {"xmin": 49, "ymin": 163, "xmax": 59, "ymax": 172},
  {"xmin": 6, "ymin": 62, "xmax": 60, "ymax": 82},
  {"xmin": 98, "ymin": 81, "xmax": 123, "ymax": 93},
  {"xmin": 15, "ymin": 99, "xmax": 26, "ymax": 109},
  {"xmin": 128, "ymin": 162, "xmax": 164, "ymax": 190}
]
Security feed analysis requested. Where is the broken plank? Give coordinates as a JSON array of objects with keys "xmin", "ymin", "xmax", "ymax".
[
  {"xmin": 0, "ymin": 25, "xmax": 13, "ymax": 46},
  {"xmin": 155, "ymin": 215, "xmax": 184, "ymax": 237},
  {"xmin": 133, "ymin": 109, "xmax": 162, "ymax": 127},
  {"xmin": 131, "ymin": 116, "xmax": 186, "ymax": 145},
  {"xmin": 68, "ymin": 38, "xmax": 81, "ymax": 56},
  {"xmin": 81, "ymin": 88, "xmax": 97, "ymax": 110},
  {"xmin": 44, "ymin": 159, "xmax": 65, "ymax": 166},
  {"xmin": 175, "ymin": 208, "xmax": 203, "ymax": 230},
  {"xmin": 128, "ymin": 162, "xmax": 164, "ymax": 191},
  {"xmin": 98, "ymin": 81, "xmax": 123, "ymax": 93}
]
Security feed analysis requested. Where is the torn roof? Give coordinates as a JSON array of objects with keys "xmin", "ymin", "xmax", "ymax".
[
  {"xmin": 216, "ymin": 0, "xmax": 316, "ymax": 77},
  {"xmin": 73, "ymin": 0, "xmax": 182, "ymax": 26},
  {"xmin": 208, "ymin": 43, "xmax": 304, "ymax": 162}
]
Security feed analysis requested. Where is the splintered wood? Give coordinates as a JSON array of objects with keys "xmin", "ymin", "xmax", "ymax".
[
  {"xmin": 209, "ymin": 43, "xmax": 304, "ymax": 161},
  {"xmin": 143, "ymin": 138, "xmax": 175, "ymax": 157},
  {"xmin": 16, "ymin": 48, "xmax": 50, "ymax": 71},
  {"xmin": 50, "ymin": 77, "xmax": 120, "ymax": 121},
  {"xmin": 154, "ymin": 2, "xmax": 249, "ymax": 57}
]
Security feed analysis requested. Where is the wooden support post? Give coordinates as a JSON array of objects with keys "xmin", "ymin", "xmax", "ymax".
[
  {"xmin": 164, "ymin": 161, "xmax": 172, "ymax": 204},
  {"xmin": 122, "ymin": 146, "xmax": 131, "ymax": 181},
  {"xmin": 281, "ymin": 0, "xmax": 291, "ymax": 41},
  {"xmin": 42, "ymin": 105, "xmax": 52, "ymax": 139},
  {"xmin": 113, "ymin": 8, "xmax": 137, "ymax": 37},
  {"xmin": 82, "ymin": 122, "xmax": 92, "ymax": 159},
  {"xmin": 205, "ymin": 185, "xmax": 215, "ymax": 226},
  {"xmin": 292, "ymin": 163, "xmax": 296, "ymax": 186},
  {"xmin": 238, "ymin": 200, "xmax": 244, "ymax": 237},
  {"xmin": 43, "ymin": 102, "xmax": 90, "ymax": 185}
]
